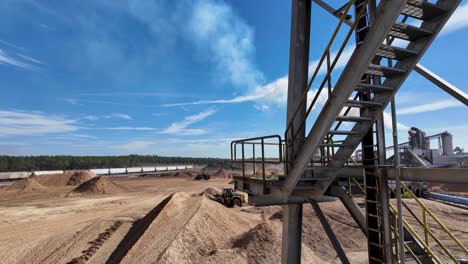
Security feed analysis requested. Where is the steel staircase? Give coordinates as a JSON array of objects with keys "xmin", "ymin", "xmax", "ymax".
[{"xmin": 281, "ymin": 0, "xmax": 461, "ymax": 200}]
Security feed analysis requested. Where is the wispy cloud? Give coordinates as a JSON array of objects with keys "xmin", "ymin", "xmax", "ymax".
[
  {"xmin": 442, "ymin": 2, "xmax": 468, "ymax": 34},
  {"xmin": 188, "ymin": 0, "xmax": 263, "ymax": 89},
  {"xmin": 17, "ymin": 53, "xmax": 42, "ymax": 64},
  {"xmin": 383, "ymin": 112, "xmax": 410, "ymax": 131},
  {"xmin": 397, "ymin": 99, "xmax": 464, "ymax": 115},
  {"xmin": 0, "ymin": 39, "xmax": 24, "ymax": 50},
  {"xmin": 0, "ymin": 110, "xmax": 78, "ymax": 136},
  {"xmin": 103, "ymin": 113, "xmax": 132, "ymax": 120},
  {"xmin": 159, "ymin": 109, "xmax": 216, "ymax": 135},
  {"xmin": 161, "ymin": 45, "xmax": 355, "ymax": 109},
  {"xmin": 0, "ymin": 49, "xmax": 35, "ymax": 70},
  {"xmin": 104, "ymin": 127, "xmax": 156, "ymax": 131}
]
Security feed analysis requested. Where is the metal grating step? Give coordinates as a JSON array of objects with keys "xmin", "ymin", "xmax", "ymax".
[
  {"xmin": 402, "ymin": 0, "xmax": 447, "ymax": 21},
  {"xmin": 389, "ymin": 23, "xmax": 433, "ymax": 41},
  {"xmin": 376, "ymin": 44, "xmax": 419, "ymax": 61},
  {"xmin": 345, "ymin": 99, "xmax": 383, "ymax": 108},
  {"xmin": 366, "ymin": 64, "xmax": 406, "ymax": 77},
  {"xmin": 336, "ymin": 115, "xmax": 373, "ymax": 122},
  {"xmin": 328, "ymin": 130, "xmax": 360, "ymax": 135},
  {"xmin": 319, "ymin": 143, "xmax": 352, "ymax": 148},
  {"xmin": 355, "ymin": 83, "xmax": 394, "ymax": 93}
]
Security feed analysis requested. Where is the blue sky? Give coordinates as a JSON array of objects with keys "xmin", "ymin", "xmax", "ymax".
[{"xmin": 0, "ymin": 0, "xmax": 467, "ymax": 157}]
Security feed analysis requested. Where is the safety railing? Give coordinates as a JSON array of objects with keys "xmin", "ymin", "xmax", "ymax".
[
  {"xmin": 231, "ymin": 135, "xmax": 284, "ymax": 192},
  {"xmin": 283, "ymin": 0, "xmax": 370, "ymax": 169},
  {"xmin": 349, "ymin": 178, "xmax": 467, "ymax": 263},
  {"xmin": 397, "ymin": 183, "xmax": 468, "ymax": 263}
]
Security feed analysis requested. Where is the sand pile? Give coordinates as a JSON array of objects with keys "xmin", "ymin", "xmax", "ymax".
[
  {"xmin": 66, "ymin": 171, "xmax": 95, "ymax": 186},
  {"xmin": 31, "ymin": 170, "xmax": 95, "ymax": 187},
  {"xmin": 113, "ymin": 190, "xmax": 326, "ymax": 263},
  {"xmin": 116, "ymin": 192, "xmax": 255, "ymax": 264},
  {"xmin": 70, "ymin": 176, "xmax": 127, "ymax": 195},
  {"xmin": 212, "ymin": 169, "xmax": 232, "ymax": 179},
  {"xmin": 4, "ymin": 178, "xmax": 47, "ymax": 191}
]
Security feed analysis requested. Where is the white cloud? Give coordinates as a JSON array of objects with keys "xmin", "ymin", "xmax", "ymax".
[
  {"xmin": 104, "ymin": 127, "xmax": 156, "ymax": 131},
  {"xmin": 69, "ymin": 134, "xmax": 97, "ymax": 139},
  {"xmin": 442, "ymin": 2, "xmax": 468, "ymax": 34},
  {"xmin": 83, "ymin": 115, "xmax": 98, "ymax": 121},
  {"xmin": 17, "ymin": 53, "xmax": 42, "ymax": 64},
  {"xmin": 0, "ymin": 110, "xmax": 78, "ymax": 136},
  {"xmin": 161, "ymin": 45, "xmax": 355, "ymax": 109},
  {"xmin": 383, "ymin": 112, "xmax": 410, "ymax": 131},
  {"xmin": 397, "ymin": 99, "xmax": 464, "ymax": 115},
  {"xmin": 0, "ymin": 49, "xmax": 34, "ymax": 70},
  {"xmin": 104, "ymin": 113, "xmax": 132, "ymax": 120},
  {"xmin": 159, "ymin": 109, "xmax": 216, "ymax": 135},
  {"xmin": 188, "ymin": 0, "xmax": 263, "ymax": 89},
  {"xmin": 308, "ymin": 46, "xmax": 354, "ymax": 76}
]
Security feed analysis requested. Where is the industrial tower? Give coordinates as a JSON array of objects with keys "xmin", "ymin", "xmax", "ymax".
[{"xmin": 231, "ymin": 0, "xmax": 467, "ymax": 263}]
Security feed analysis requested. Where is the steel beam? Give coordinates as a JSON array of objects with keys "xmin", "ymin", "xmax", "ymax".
[
  {"xmin": 414, "ymin": 64, "xmax": 468, "ymax": 106},
  {"xmin": 311, "ymin": 200, "xmax": 350, "ymax": 264},
  {"xmin": 328, "ymin": 186, "xmax": 368, "ymax": 237},
  {"xmin": 311, "ymin": 167, "xmax": 468, "ymax": 184},
  {"xmin": 315, "ymin": 1, "xmax": 467, "ymax": 106},
  {"xmin": 282, "ymin": 0, "xmax": 311, "ymax": 263},
  {"xmin": 312, "ymin": 0, "xmax": 353, "ymax": 26}
]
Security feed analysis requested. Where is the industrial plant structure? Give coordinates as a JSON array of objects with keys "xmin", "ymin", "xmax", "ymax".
[{"xmin": 230, "ymin": 0, "xmax": 467, "ymax": 263}]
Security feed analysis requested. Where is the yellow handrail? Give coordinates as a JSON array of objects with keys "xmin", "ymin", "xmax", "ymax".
[
  {"xmin": 350, "ymin": 178, "xmax": 465, "ymax": 262},
  {"xmin": 389, "ymin": 204, "xmax": 443, "ymax": 264},
  {"xmin": 400, "ymin": 183, "xmax": 468, "ymax": 256}
]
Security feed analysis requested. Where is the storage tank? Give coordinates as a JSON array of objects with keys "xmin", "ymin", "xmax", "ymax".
[{"xmin": 441, "ymin": 132, "xmax": 454, "ymax": 155}]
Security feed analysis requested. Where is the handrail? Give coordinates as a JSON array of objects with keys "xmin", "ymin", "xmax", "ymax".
[
  {"xmin": 389, "ymin": 204, "xmax": 443, "ymax": 264},
  {"xmin": 284, "ymin": 0, "xmax": 370, "ymax": 166},
  {"xmin": 400, "ymin": 183, "xmax": 468, "ymax": 256},
  {"xmin": 349, "ymin": 177, "xmax": 466, "ymax": 262}
]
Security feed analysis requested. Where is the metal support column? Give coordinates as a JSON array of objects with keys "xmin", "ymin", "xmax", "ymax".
[
  {"xmin": 282, "ymin": 0, "xmax": 311, "ymax": 263},
  {"xmin": 311, "ymin": 200, "xmax": 350, "ymax": 264}
]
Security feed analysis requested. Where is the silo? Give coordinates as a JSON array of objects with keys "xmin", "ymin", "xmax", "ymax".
[{"xmin": 441, "ymin": 133, "xmax": 454, "ymax": 155}]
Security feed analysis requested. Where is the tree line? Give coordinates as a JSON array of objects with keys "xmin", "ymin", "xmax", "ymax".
[{"xmin": 0, "ymin": 155, "xmax": 232, "ymax": 172}]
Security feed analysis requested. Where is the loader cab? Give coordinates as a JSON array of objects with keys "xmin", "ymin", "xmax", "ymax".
[{"xmin": 222, "ymin": 188, "xmax": 233, "ymax": 198}]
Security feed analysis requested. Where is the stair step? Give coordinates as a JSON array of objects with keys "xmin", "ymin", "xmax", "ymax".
[
  {"xmin": 376, "ymin": 44, "xmax": 419, "ymax": 61},
  {"xmin": 366, "ymin": 64, "xmax": 406, "ymax": 77},
  {"xmin": 402, "ymin": 0, "xmax": 448, "ymax": 21},
  {"xmin": 319, "ymin": 143, "xmax": 352, "ymax": 148},
  {"xmin": 389, "ymin": 23, "xmax": 433, "ymax": 41},
  {"xmin": 336, "ymin": 115, "xmax": 373, "ymax": 122},
  {"xmin": 345, "ymin": 99, "xmax": 383, "ymax": 108},
  {"xmin": 328, "ymin": 130, "xmax": 360, "ymax": 135},
  {"xmin": 355, "ymin": 83, "xmax": 394, "ymax": 93}
]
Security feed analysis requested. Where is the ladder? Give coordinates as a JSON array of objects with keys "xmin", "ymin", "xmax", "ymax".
[{"xmin": 282, "ymin": 0, "xmax": 461, "ymax": 201}]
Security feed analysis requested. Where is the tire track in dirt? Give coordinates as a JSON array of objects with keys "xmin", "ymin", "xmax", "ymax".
[{"xmin": 66, "ymin": 221, "xmax": 123, "ymax": 264}]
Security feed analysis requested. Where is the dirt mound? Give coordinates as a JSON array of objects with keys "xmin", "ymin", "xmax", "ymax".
[
  {"xmin": 173, "ymin": 171, "xmax": 194, "ymax": 178},
  {"xmin": 117, "ymin": 192, "xmax": 256, "ymax": 264},
  {"xmin": 66, "ymin": 171, "xmax": 96, "ymax": 186},
  {"xmin": 31, "ymin": 170, "xmax": 94, "ymax": 187},
  {"xmin": 70, "ymin": 176, "xmax": 127, "ymax": 195},
  {"xmin": 5, "ymin": 178, "xmax": 48, "ymax": 191},
  {"xmin": 212, "ymin": 169, "xmax": 232, "ymax": 179},
  {"xmin": 230, "ymin": 222, "xmax": 321, "ymax": 263},
  {"xmin": 193, "ymin": 173, "xmax": 211, "ymax": 181},
  {"xmin": 200, "ymin": 187, "xmax": 222, "ymax": 202}
]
